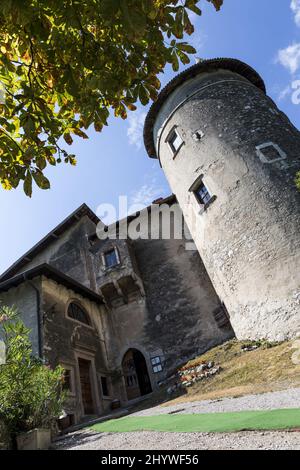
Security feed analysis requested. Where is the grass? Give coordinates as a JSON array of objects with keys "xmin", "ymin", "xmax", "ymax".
[
  {"xmin": 90, "ymin": 408, "xmax": 300, "ymax": 434},
  {"xmin": 166, "ymin": 339, "xmax": 300, "ymax": 404}
]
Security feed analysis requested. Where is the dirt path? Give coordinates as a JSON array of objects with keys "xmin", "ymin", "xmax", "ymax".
[
  {"xmin": 54, "ymin": 429, "xmax": 300, "ymax": 450},
  {"xmin": 53, "ymin": 388, "xmax": 300, "ymax": 450}
]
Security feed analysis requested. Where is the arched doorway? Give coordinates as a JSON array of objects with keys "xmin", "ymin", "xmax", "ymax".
[{"xmin": 122, "ymin": 349, "xmax": 152, "ymax": 401}]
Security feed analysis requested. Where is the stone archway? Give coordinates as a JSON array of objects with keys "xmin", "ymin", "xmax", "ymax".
[{"xmin": 122, "ymin": 349, "xmax": 152, "ymax": 401}]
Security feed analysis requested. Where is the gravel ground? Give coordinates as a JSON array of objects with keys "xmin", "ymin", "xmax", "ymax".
[
  {"xmin": 53, "ymin": 388, "xmax": 300, "ymax": 451},
  {"xmin": 54, "ymin": 429, "xmax": 300, "ymax": 450},
  {"xmin": 131, "ymin": 388, "xmax": 300, "ymax": 417}
]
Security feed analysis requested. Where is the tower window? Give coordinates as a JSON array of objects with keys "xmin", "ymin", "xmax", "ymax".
[
  {"xmin": 189, "ymin": 175, "xmax": 216, "ymax": 211},
  {"xmin": 194, "ymin": 182, "xmax": 212, "ymax": 206},
  {"xmin": 67, "ymin": 302, "xmax": 91, "ymax": 326},
  {"xmin": 166, "ymin": 127, "xmax": 183, "ymax": 155},
  {"xmin": 103, "ymin": 247, "xmax": 120, "ymax": 268},
  {"xmin": 256, "ymin": 142, "xmax": 287, "ymax": 164}
]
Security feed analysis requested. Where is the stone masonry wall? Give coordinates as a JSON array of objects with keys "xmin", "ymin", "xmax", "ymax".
[{"xmin": 154, "ymin": 69, "xmax": 300, "ymax": 341}]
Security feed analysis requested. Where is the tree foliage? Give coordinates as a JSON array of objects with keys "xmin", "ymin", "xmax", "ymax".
[
  {"xmin": 0, "ymin": 0, "xmax": 223, "ymax": 196},
  {"xmin": 0, "ymin": 305, "xmax": 65, "ymax": 442},
  {"xmin": 296, "ymin": 172, "xmax": 300, "ymax": 191}
]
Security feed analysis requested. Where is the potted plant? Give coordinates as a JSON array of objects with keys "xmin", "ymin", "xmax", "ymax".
[{"xmin": 0, "ymin": 306, "xmax": 65, "ymax": 450}]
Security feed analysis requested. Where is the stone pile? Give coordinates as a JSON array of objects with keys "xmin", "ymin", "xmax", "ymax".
[
  {"xmin": 241, "ymin": 344, "xmax": 259, "ymax": 352},
  {"xmin": 166, "ymin": 361, "xmax": 221, "ymax": 395}
]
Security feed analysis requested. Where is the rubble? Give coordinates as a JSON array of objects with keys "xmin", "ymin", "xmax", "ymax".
[
  {"xmin": 166, "ymin": 361, "xmax": 222, "ymax": 395},
  {"xmin": 241, "ymin": 345, "xmax": 259, "ymax": 352}
]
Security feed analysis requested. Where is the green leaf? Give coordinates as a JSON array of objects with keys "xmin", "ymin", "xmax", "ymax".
[
  {"xmin": 171, "ymin": 52, "xmax": 179, "ymax": 72},
  {"xmin": 177, "ymin": 43, "xmax": 196, "ymax": 54},
  {"xmin": 23, "ymin": 171, "xmax": 32, "ymax": 197},
  {"xmin": 138, "ymin": 85, "xmax": 149, "ymax": 106},
  {"xmin": 63, "ymin": 133, "xmax": 73, "ymax": 145},
  {"xmin": 35, "ymin": 156, "xmax": 46, "ymax": 171},
  {"xmin": 32, "ymin": 170, "xmax": 50, "ymax": 190}
]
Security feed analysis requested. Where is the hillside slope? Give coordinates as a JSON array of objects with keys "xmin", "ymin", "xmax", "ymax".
[{"xmin": 166, "ymin": 339, "xmax": 300, "ymax": 405}]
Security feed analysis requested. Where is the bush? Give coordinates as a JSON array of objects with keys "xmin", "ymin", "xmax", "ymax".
[
  {"xmin": 296, "ymin": 171, "xmax": 300, "ymax": 191},
  {"xmin": 0, "ymin": 305, "xmax": 65, "ymax": 444}
]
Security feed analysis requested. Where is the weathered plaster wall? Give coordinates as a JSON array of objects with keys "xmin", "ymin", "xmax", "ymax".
[
  {"xmin": 0, "ymin": 280, "xmax": 40, "ymax": 356},
  {"xmin": 14, "ymin": 216, "xmax": 97, "ymax": 290},
  {"xmin": 154, "ymin": 69, "xmax": 300, "ymax": 341},
  {"xmin": 93, "ymin": 206, "xmax": 234, "ymax": 391},
  {"xmin": 41, "ymin": 277, "xmax": 116, "ymax": 420}
]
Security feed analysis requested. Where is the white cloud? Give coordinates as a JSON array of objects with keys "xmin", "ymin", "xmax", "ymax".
[
  {"xmin": 277, "ymin": 43, "xmax": 300, "ymax": 74},
  {"xmin": 127, "ymin": 110, "xmax": 146, "ymax": 149},
  {"xmin": 130, "ymin": 182, "xmax": 164, "ymax": 209},
  {"xmin": 278, "ymin": 84, "xmax": 292, "ymax": 101},
  {"xmin": 291, "ymin": 0, "xmax": 300, "ymax": 27}
]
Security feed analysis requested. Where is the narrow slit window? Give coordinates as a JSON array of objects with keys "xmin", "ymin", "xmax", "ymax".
[{"xmin": 101, "ymin": 376, "xmax": 109, "ymax": 397}]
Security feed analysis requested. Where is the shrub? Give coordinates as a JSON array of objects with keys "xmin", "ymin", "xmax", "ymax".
[
  {"xmin": 296, "ymin": 171, "xmax": 300, "ymax": 191},
  {"xmin": 0, "ymin": 305, "xmax": 65, "ymax": 444}
]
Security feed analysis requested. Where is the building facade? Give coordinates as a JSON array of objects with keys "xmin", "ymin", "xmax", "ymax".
[
  {"xmin": 1, "ymin": 57, "xmax": 299, "ymax": 426},
  {"xmin": 0, "ymin": 200, "xmax": 233, "ymax": 426}
]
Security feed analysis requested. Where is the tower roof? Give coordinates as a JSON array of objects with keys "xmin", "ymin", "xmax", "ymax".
[{"xmin": 143, "ymin": 58, "xmax": 266, "ymax": 159}]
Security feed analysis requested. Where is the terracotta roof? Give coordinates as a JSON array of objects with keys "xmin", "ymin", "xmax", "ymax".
[
  {"xmin": 0, "ymin": 263, "xmax": 104, "ymax": 304},
  {"xmin": 143, "ymin": 58, "xmax": 266, "ymax": 158},
  {"xmin": 0, "ymin": 203, "xmax": 99, "ymax": 282}
]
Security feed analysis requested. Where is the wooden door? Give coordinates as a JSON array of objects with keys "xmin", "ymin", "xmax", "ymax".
[
  {"xmin": 122, "ymin": 350, "xmax": 141, "ymax": 401},
  {"xmin": 78, "ymin": 358, "xmax": 94, "ymax": 415}
]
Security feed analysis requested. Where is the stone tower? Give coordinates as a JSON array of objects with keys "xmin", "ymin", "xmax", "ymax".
[{"xmin": 144, "ymin": 58, "xmax": 300, "ymax": 341}]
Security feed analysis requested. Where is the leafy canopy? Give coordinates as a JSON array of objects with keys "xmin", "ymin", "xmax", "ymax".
[{"xmin": 0, "ymin": 0, "xmax": 223, "ymax": 196}]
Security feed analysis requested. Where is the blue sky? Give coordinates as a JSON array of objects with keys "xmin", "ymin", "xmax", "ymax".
[{"xmin": 1, "ymin": 0, "xmax": 300, "ymax": 275}]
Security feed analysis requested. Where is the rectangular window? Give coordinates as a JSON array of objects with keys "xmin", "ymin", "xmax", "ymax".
[
  {"xmin": 167, "ymin": 128, "xmax": 183, "ymax": 154},
  {"xmin": 151, "ymin": 356, "xmax": 163, "ymax": 373},
  {"xmin": 101, "ymin": 376, "xmax": 109, "ymax": 397},
  {"xmin": 104, "ymin": 248, "xmax": 119, "ymax": 268},
  {"xmin": 194, "ymin": 182, "xmax": 212, "ymax": 206}
]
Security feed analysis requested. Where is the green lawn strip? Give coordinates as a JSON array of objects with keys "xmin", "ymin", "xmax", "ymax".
[{"xmin": 90, "ymin": 408, "xmax": 300, "ymax": 434}]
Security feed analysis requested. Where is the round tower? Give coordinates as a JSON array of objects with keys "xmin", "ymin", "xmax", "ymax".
[{"xmin": 144, "ymin": 58, "xmax": 300, "ymax": 341}]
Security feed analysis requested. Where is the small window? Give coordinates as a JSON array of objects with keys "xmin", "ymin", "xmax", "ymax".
[
  {"xmin": 101, "ymin": 376, "xmax": 109, "ymax": 397},
  {"xmin": 256, "ymin": 142, "xmax": 287, "ymax": 164},
  {"xmin": 167, "ymin": 128, "xmax": 183, "ymax": 154},
  {"xmin": 194, "ymin": 181, "xmax": 212, "ymax": 206},
  {"xmin": 151, "ymin": 356, "xmax": 163, "ymax": 373},
  {"xmin": 104, "ymin": 248, "xmax": 119, "ymax": 268},
  {"xmin": 67, "ymin": 302, "xmax": 90, "ymax": 326}
]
